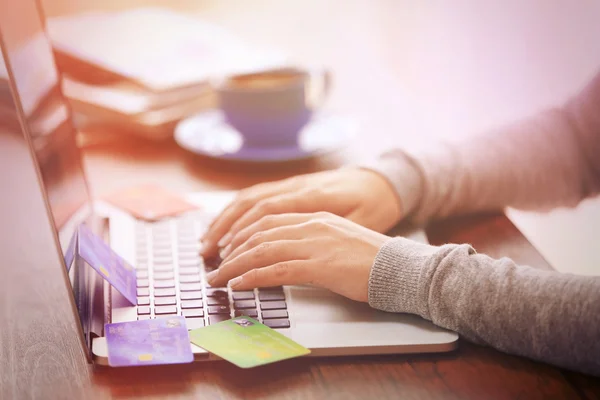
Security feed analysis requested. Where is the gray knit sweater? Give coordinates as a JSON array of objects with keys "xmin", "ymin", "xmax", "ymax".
[{"xmin": 365, "ymin": 71, "xmax": 600, "ymax": 376}]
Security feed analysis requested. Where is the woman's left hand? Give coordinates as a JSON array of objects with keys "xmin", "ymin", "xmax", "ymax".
[{"xmin": 206, "ymin": 212, "xmax": 390, "ymax": 302}]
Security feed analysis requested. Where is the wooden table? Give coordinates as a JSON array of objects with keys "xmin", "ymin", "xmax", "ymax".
[
  {"xmin": 9, "ymin": 138, "xmax": 600, "ymax": 399},
  {"xmin": 3, "ymin": 1, "xmax": 599, "ymax": 399}
]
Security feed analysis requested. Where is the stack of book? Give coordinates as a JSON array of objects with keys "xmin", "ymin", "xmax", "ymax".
[{"xmin": 47, "ymin": 7, "xmax": 288, "ymax": 140}]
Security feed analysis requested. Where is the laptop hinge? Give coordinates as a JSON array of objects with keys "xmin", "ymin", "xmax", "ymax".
[{"xmin": 73, "ymin": 214, "xmax": 109, "ymax": 361}]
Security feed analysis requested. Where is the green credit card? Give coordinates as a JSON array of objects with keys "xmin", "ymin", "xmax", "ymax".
[{"xmin": 189, "ymin": 316, "xmax": 310, "ymax": 368}]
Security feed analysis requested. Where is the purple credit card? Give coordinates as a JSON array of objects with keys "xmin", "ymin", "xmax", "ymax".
[
  {"xmin": 64, "ymin": 229, "xmax": 77, "ymax": 272},
  {"xmin": 77, "ymin": 224, "xmax": 137, "ymax": 305},
  {"xmin": 105, "ymin": 317, "xmax": 194, "ymax": 367}
]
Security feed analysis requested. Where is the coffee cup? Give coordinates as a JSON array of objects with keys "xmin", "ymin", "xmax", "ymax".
[{"xmin": 212, "ymin": 67, "xmax": 330, "ymax": 148}]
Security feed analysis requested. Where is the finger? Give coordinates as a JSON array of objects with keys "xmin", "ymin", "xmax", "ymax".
[
  {"xmin": 223, "ymin": 213, "xmax": 329, "ymax": 258},
  {"xmin": 224, "ymin": 221, "xmax": 325, "ymax": 262},
  {"xmin": 206, "ymin": 239, "xmax": 314, "ymax": 287},
  {"xmin": 221, "ymin": 189, "xmax": 330, "ymax": 248},
  {"xmin": 200, "ymin": 179, "xmax": 302, "ymax": 256},
  {"xmin": 229, "ymin": 260, "xmax": 317, "ymax": 290}
]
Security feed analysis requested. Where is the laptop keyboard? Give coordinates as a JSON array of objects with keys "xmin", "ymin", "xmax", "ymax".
[{"xmin": 133, "ymin": 212, "xmax": 290, "ymax": 330}]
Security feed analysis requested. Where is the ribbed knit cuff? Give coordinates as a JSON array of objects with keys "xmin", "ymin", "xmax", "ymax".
[
  {"xmin": 368, "ymin": 237, "xmax": 438, "ymax": 318},
  {"xmin": 358, "ymin": 151, "xmax": 424, "ymax": 219}
]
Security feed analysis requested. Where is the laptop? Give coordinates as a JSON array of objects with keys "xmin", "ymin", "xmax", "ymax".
[{"xmin": 0, "ymin": 0, "xmax": 458, "ymax": 365}]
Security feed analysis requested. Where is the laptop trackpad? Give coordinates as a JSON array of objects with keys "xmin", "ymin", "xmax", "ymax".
[
  {"xmin": 287, "ymin": 286, "xmax": 398, "ymax": 323},
  {"xmin": 286, "ymin": 286, "xmax": 457, "ymax": 349}
]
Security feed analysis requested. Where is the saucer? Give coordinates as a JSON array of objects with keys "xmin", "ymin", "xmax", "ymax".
[{"xmin": 174, "ymin": 110, "xmax": 357, "ymax": 162}]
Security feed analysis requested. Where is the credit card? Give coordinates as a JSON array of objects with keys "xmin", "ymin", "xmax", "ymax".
[
  {"xmin": 189, "ymin": 316, "xmax": 310, "ymax": 368},
  {"xmin": 103, "ymin": 184, "xmax": 198, "ymax": 221},
  {"xmin": 78, "ymin": 224, "xmax": 137, "ymax": 305},
  {"xmin": 64, "ymin": 229, "xmax": 77, "ymax": 272},
  {"xmin": 105, "ymin": 316, "xmax": 194, "ymax": 367}
]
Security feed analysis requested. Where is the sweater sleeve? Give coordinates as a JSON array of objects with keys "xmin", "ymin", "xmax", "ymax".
[
  {"xmin": 368, "ymin": 237, "xmax": 600, "ymax": 376},
  {"xmin": 362, "ymin": 70, "xmax": 600, "ymax": 224}
]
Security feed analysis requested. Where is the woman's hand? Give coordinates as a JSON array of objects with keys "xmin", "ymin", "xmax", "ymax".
[
  {"xmin": 200, "ymin": 168, "xmax": 401, "ymax": 257},
  {"xmin": 205, "ymin": 212, "xmax": 390, "ymax": 302}
]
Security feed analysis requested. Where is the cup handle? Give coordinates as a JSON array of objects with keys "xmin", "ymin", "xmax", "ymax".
[{"xmin": 306, "ymin": 68, "xmax": 331, "ymax": 109}]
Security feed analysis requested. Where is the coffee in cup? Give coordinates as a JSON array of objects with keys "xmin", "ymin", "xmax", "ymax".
[{"xmin": 212, "ymin": 67, "xmax": 330, "ymax": 148}]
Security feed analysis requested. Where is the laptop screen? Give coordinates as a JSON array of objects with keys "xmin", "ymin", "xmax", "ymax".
[{"xmin": 0, "ymin": 0, "xmax": 93, "ymax": 253}]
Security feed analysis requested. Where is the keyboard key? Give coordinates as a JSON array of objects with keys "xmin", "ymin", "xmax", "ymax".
[
  {"xmin": 186, "ymin": 318, "xmax": 205, "ymax": 330},
  {"xmin": 154, "ymin": 271, "xmax": 174, "ymax": 280},
  {"xmin": 232, "ymin": 291, "xmax": 255, "ymax": 300},
  {"xmin": 177, "ymin": 226, "xmax": 195, "ymax": 234},
  {"xmin": 209, "ymin": 315, "xmax": 231, "ymax": 325},
  {"xmin": 136, "ymin": 270, "xmax": 149, "ymax": 279},
  {"xmin": 206, "ymin": 288, "xmax": 228, "ymax": 298},
  {"xmin": 152, "ymin": 223, "xmax": 170, "ymax": 231},
  {"xmin": 178, "ymin": 244, "xmax": 200, "ymax": 253},
  {"xmin": 260, "ymin": 301, "xmax": 286, "ymax": 311},
  {"xmin": 135, "ymin": 263, "xmax": 148, "ymax": 271},
  {"xmin": 153, "ymin": 249, "xmax": 172, "ymax": 257},
  {"xmin": 208, "ymin": 305, "xmax": 230, "ymax": 315},
  {"xmin": 136, "ymin": 288, "xmax": 149, "ymax": 297},
  {"xmin": 207, "ymin": 297, "xmax": 229, "ymax": 306},
  {"xmin": 263, "ymin": 319, "xmax": 290, "ymax": 329},
  {"xmin": 154, "ymin": 280, "xmax": 175, "ymax": 289},
  {"xmin": 235, "ymin": 309, "xmax": 258, "ymax": 318},
  {"xmin": 260, "ymin": 286, "xmax": 284, "ymax": 292},
  {"xmin": 261, "ymin": 310, "xmax": 289, "ymax": 319},
  {"xmin": 178, "ymin": 237, "xmax": 198, "ymax": 245},
  {"xmin": 156, "ymin": 313, "xmax": 179, "ymax": 318},
  {"xmin": 153, "ymin": 264, "xmax": 174, "ymax": 272},
  {"xmin": 179, "ymin": 259, "xmax": 200, "ymax": 267},
  {"xmin": 138, "ymin": 315, "xmax": 152, "ymax": 320},
  {"xmin": 153, "ymin": 257, "xmax": 173, "ymax": 265},
  {"xmin": 181, "ymin": 300, "xmax": 203, "ymax": 309},
  {"xmin": 180, "ymin": 291, "xmax": 202, "ymax": 300},
  {"xmin": 136, "ymin": 251, "xmax": 148, "ymax": 260},
  {"xmin": 152, "ymin": 232, "xmax": 170, "ymax": 240},
  {"xmin": 137, "ymin": 306, "xmax": 151, "ymax": 315},
  {"xmin": 154, "ymin": 296, "xmax": 177, "ymax": 306},
  {"xmin": 180, "ymin": 282, "xmax": 202, "ymax": 292},
  {"xmin": 154, "ymin": 288, "xmax": 176, "ymax": 297},
  {"xmin": 155, "ymin": 305, "xmax": 178, "ymax": 315},
  {"xmin": 183, "ymin": 308, "xmax": 204, "ymax": 318},
  {"xmin": 136, "ymin": 279, "xmax": 149, "ymax": 288},
  {"xmin": 137, "ymin": 297, "xmax": 150, "ymax": 306},
  {"xmin": 179, "ymin": 275, "xmax": 201, "ymax": 283},
  {"xmin": 258, "ymin": 291, "xmax": 285, "ymax": 301},
  {"xmin": 234, "ymin": 300, "xmax": 256, "ymax": 310},
  {"xmin": 179, "ymin": 254, "xmax": 199, "ymax": 263},
  {"xmin": 179, "ymin": 266, "xmax": 200, "ymax": 275},
  {"xmin": 153, "ymin": 244, "xmax": 172, "ymax": 252},
  {"xmin": 135, "ymin": 235, "xmax": 147, "ymax": 244},
  {"xmin": 138, "ymin": 306, "xmax": 150, "ymax": 315}
]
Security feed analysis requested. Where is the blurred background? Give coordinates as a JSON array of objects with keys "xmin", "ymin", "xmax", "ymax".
[
  {"xmin": 39, "ymin": 0, "xmax": 600, "ymax": 147},
  {"xmin": 33, "ymin": 0, "xmax": 600, "ymax": 275}
]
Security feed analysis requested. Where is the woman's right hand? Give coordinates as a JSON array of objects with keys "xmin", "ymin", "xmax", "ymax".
[{"xmin": 200, "ymin": 168, "xmax": 403, "ymax": 258}]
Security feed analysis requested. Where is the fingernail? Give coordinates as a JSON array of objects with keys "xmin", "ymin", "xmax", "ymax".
[
  {"xmin": 229, "ymin": 276, "xmax": 243, "ymax": 288},
  {"xmin": 206, "ymin": 270, "xmax": 219, "ymax": 284},
  {"xmin": 220, "ymin": 244, "xmax": 232, "ymax": 259},
  {"xmin": 218, "ymin": 232, "xmax": 232, "ymax": 248}
]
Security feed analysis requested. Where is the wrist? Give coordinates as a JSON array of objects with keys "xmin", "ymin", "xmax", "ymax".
[{"xmin": 358, "ymin": 150, "xmax": 425, "ymax": 221}]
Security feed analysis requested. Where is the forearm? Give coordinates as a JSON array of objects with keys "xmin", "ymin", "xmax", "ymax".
[
  {"xmin": 369, "ymin": 237, "xmax": 600, "ymax": 376},
  {"xmin": 364, "ymin": 71, "xmax": 600, "ymax": 224}
]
